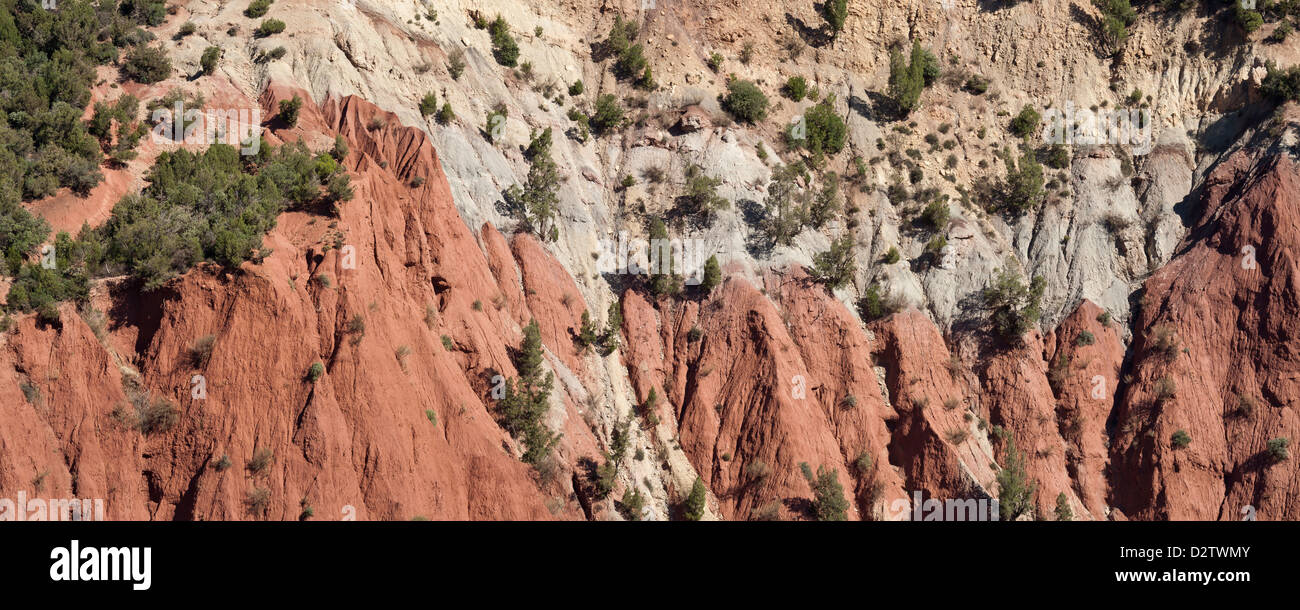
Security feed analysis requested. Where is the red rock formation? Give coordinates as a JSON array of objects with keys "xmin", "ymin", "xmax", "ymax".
[
  {"xmin": 0, "ymin": 87, "xmax": 608, "ymax": 521},
  {"xmin": 1111, "ymin": 152, "xmax": 1300, "ymax": 521}
]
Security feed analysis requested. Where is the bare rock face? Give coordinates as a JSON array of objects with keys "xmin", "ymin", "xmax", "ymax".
[
  {"xmin": 1110, "ymin": 150, "xmax": 1300, "ymax": 521},
  {"xmin": 676, "ymin": 105, "xmax": 712, "ymax": 133}
]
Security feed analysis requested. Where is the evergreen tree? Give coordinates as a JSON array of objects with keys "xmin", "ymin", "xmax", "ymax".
[
  {"xmin": 683, "ymin": 477, "xmax": 707, "ymax": 520},
  {"xmin": 800, "ymin": 462, "xmax": 849, "ymax": 521},
  {"xmin": 812, "ymin": 234, "xmax": 856, "ymax": 290},
  {"xmin": 824, "ymin": 0, "xmax": 848, "ymax": 34},
  {"xmin": 1054, "ymin": 492, "xmax": 1073, "ymax": 521},
  {"xmin": 996, "ymin": 433, "xmax": 1037, "ymax": 520},
  {"xmin": 888, "ymin": 42, "xmax": 925, "ymax": 115},
  {"xmin": 647, "ymin": 217, "xmax": 682, "ymax": 297},
  {"xmin": 504, "ymin": 128, "xmax": 559, "ymax": 239},
  {"xmin": 419, "ymin": 92, "xmax": 438, "ymax": 117},
  {"xmin": 701, "ymin": 255, "xmax": 722, "ymax": 293}
]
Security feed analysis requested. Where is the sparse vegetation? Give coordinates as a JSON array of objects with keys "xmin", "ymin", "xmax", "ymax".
[
  {"xmin": 799, "ymin": 462, "xmax": 849, "ymax": 521},
  {"xmin": 683, "ymin": 476, "xmax": 707, "ymax": 520},
  {"xmin": 489, "ymin": 15, "xmax": 519, "ymax": 67},
  {"xmin": 722, "ymin": 78, "xmax": 769, "ymax": 123},
  {"xmin": 1267, "ymin": 437, "xmax": 1290, "ymax": 462},
  {"xmin": 996, "ymin": 433, "xmax": 1037, "ymax": 520},
  {"xmin": 497, "ymin": 320, "xmax": 561, "ymax": 466},
  {"xmin": 982, "ymin": 263, "xmax": 1046, "ymax": 343}
]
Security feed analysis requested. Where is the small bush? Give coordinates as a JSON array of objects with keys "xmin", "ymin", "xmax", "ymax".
[
  {"xmin": 722, "ymin": 79, "xmax": 769, "ymax": 123},
  {"xmin": 590, "ymin": 94, "xmax": 625, "ymax": 135},
  {"xmin": 1010, "ymin": 105, "xmax": 1041, "ymax": 138},
  {"xmin": 122, "ymin": 45, "xmax": 173, "ymax": 84},
  {"xmin": 279, "ymin": 95, "xmax": 303, "ymax": 126},
  {"xmin": 190, "ymin": 335, "xmax": 217, "ymax": 368},
  {"xmin": 1267, "ymin": 437, "xmax": 1290, "ymax": 462},
  {"xmin": 419, "ymin": 92, "xmax": 438, "ymax": 117},
  {"xmin": 1170, "ymin": 429, "xmax": 1191, "ymax": 449},
  {"xmin": 245, "ymin": 0, "xmax": 272, "ymax": 18},
  {"xmin": 200, "ymin": 47, "xmax": 221, "ymax": 75},
  {"xmin": 307, "ymin": 361, "xmax": 325, "ymax": 382},
  {"xmin": 247, "ymin": 448, "xmax": 274, "ymax": 473},
  {"xmin": 489, "ymin": 15, "xmax": 520, "ymax": 66},
  {"xmin": 256, "ymin": 19, "xmax": 286, "ymax": 37},
  {"xmin": 782, "ymin": 76, "xmax": 808, "ymax": 101}
]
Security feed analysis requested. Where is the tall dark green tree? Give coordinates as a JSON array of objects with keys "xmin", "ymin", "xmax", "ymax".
[
  {"xmin": 996, "ymin": 433, "xmax": 1037, "ymax": 520},
  {"xmin": 701, "ymin": 255, "xmax": 722, "ymax": 293},
  {"xmin": 497, "ymin": 319, "xmax": 561, "ymax": 466},
  {"xmin": 505, "ymin": 128, "xmax": 559, "ymax": 240}
]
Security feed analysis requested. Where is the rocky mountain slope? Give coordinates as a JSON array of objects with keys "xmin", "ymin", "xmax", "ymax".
[{"xmin": 1, "ymin": 0, "xmax": 1297, "ymax": 520}]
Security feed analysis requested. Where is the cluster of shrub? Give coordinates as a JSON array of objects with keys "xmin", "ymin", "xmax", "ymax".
[
  {"xmin": 0, "ymin": 0, "xmax": 178, "ymax": 204},
  {"xmin": 5, "ymin": 139, "xmax": 354, "ymax": 321}
]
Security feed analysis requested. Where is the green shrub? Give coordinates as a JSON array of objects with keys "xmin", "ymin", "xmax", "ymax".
[
  {"xmin": 683, "ymin": 477, "xmax": 707, "ymax": 520},
  {"xmin": 1093, "ymin": 0, "xmax": 1136, "ymax": 53},
  {"xmin": 568, "ymin": 80, "xmax": 584, "ymax": 96},
  {"xmin": 824, "ymin": 0, "xmax": 848, "ymax": 34},
  {"xmin": 200, "ymin": 46, "xmax": 222, "ymax": 75},
  {"xmin": 279, "ymin": 95, "xmax": 302, "ymax": 126},
  {"xmin": 920, "ymin": 199, "xmax": 950, "ymax": 231},
  {"xmin": 122, "ymin": 45, "xmax": 173, "ymax": 84},
  {"xmin": 722, "ymin": 79, "xmax": 769, "ymax": 123},
  {"xmin": 436, "ymin": 103, "xmax": 455, "ymax": 125},
  {"xmin": 448, "ymin": 49, "xmax": 466, "ymax": 79},
  {"xmin": 794, "ymin": 95, "xmax": 847, "ymax": 156},
  {"xmin": 1261, "ymin": 62, "xmax": 1300, "ymax": 102},
  {"xmin": 1054, "ymin": 492, "xmax": 1073, "ymax": 521},
  {"xmin": 496, "ymin": 320, "xmax": 561, "ymax": 466},
  {"xmin": 590, "ymin": 94, "xmax": 624, "ymax": 135},
  {"xmin": 419, "ymin": 92, "xmax": 438, "ymax": 117},
  {"xmin": 812, "ymin": 234, "xmax": 855, "ymax": 290},
  {"xmin": 883, "ymin": 246, "xmax": 901, "ymax": 264},
  {"xmin": 799, "ymin": 462, "xmax": 849, "ymax": 521},
  {"xmin": 782, "ymin": 76, "xmax": 808, "ymax": 101},
  {"xmin": 996, "ymin": 434, "xmax": 1036, "ymax": 520},
  {"xmin": 1267, "ymin": 437, "xmax": 1290, "ymax": 462},
  {"xmin": 1010, "ymin": 105, "xmax": 1041, "ymax": 138},
  {"xmin": 1171, "ymin": 429, "xmax": 1192, "ymax": 449},
  {"xmin": 256, "ymin": 19, "xmax": 286, "ymax": 37},
  {"xmin": 982, "ymin": 263, "xmax": 1046, "ymax": 343},
  {"xmin": 888, "ymin": 41, "xmax": 937, "ymax": 115},
  {"xmin": 489, "ymin": 15, "xmax": 519, "ymax": 66},
  {"xmin": 245, "ymin": 0, "xmax": 273, "ymax": 18},
  {"xmin": 618, "ymin": 488, "xmax": 646, "ymax": 520},
  {"xmin": 1235, "ymin": 3, "xmax": 1263, "ymax": 33},
  {"xmin": 307, "ymin": 361, "xmax": 325, "ymax": 382},
  {"xmin": 504, "ymin": 128, "xmax": 560, "ymax": 239}
]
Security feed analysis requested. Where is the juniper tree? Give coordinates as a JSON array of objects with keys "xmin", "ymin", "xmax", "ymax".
[
  {"xmin": 683, "ymin": 477, "xmax": 707, "ymax": 520},
  {"xmin": 800, "ymin": 462, "xmax": 849, "ymax": 521},
  {"xmin": 996, "ymin": 434, "xmax": 1037, "ymax": 520},
  {"xmin": 505, "ymin": 128, "xmax": 559, "ymax": 240}
]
